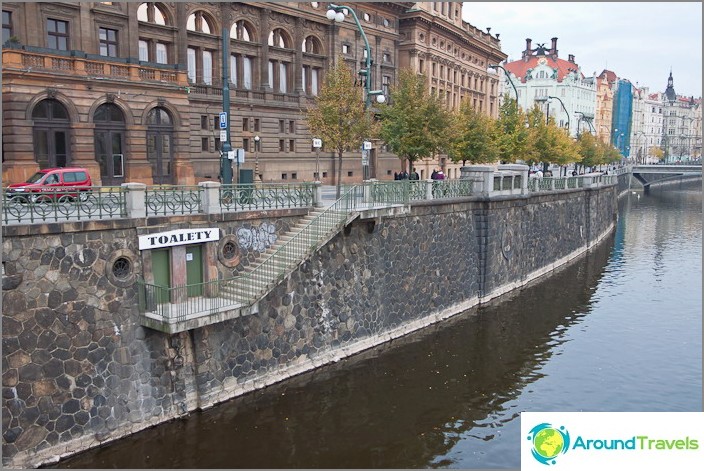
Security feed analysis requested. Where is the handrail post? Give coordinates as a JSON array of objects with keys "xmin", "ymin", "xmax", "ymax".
[
  {"xmin": 122, "ymin": 182, "xmax": 147, "ymax": 218},
  {"xmin": 425, "ymin": 179, "xmax": 434, "ymax": 200},
  {"xmin": 199, "ymin": 181, "xmax": 222, "ymax": 214},
  {"xmin": 313, "ymin": 181, "xmax": 323, "ymax": 207}
]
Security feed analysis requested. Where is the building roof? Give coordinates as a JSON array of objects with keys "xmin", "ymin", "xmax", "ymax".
[
  {"xmin": 503, "ymin": 55, "xmax": 583, "ymax": 83},
  {"xmin": 598, "ymin": 69, "xmax": 618, "ymax": 83}
]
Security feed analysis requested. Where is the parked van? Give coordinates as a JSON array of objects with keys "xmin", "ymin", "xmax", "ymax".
[{"xmin": 6, "ymin": 167, "xmax": 92, "ymax": 202}]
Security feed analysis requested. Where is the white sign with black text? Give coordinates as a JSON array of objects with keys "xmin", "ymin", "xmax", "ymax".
[{"xmin": 139, "ymin": 228, "xmax": 220, "ymax": 250}]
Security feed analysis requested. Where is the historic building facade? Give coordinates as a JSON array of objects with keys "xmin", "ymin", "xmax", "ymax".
[
  {"xmin": 2, "ymin": 1, "xmax": 505, "ymax": 186},
  {"xmin": 397, "ymin": 1, "xmax": 506, "ymax": 179},
  {"xmin": 500, "ymin": 37, "xmax": 597, "ymax": 138},
  {"xmin": 595, "ymin": 69, "xmax": 617, "ymax": 143}
]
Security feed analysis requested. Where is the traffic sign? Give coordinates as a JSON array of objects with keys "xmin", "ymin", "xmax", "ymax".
[
  {"xmin": 312, "ymin": 138, "xmax": 323, "ymax": 148},
  {"xmin": 219, "ymin": 130, "xmax": 227, "ymax": 141},
  {"xmin": 363, "ymin": 141, "xmax": 372, "ymax": 150},
  {"xmin": 219, "ymin": 112, "xmax": 227, "ymax": 129}
]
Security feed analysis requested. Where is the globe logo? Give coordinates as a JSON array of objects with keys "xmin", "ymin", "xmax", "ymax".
[{"xmin": 527, "ymin": 423, "xmax": 571, "ymax": 465}]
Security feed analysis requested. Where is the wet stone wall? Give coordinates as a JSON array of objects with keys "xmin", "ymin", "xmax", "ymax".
[{"xmin": 2, "ymin": 188, "xmax": 616, "ymax": 468}]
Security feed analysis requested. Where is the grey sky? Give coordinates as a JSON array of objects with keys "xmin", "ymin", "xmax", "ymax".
[{"xmin": 462, "ymin": 2, "xmax": 703, "ymax": 98}]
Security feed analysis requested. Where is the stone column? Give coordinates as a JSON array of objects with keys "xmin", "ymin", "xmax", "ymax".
[
  {"xmin": 122, "ymin": 182, "xmax": 147, "ymax": 218},
  {"xmin": 199, "ymin": 181, "xmax": 222, "ymax": 214},
  {"xmin": 461, "ymin": 165, "xmax": 494, "ymax": 197}
]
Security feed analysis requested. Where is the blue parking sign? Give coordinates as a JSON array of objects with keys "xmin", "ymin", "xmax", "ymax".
[{"xmin": 219, "ymin": 112, "xmax": 227, "ymax": 129}]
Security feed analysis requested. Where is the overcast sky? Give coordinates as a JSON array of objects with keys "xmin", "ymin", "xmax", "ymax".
[{"xmin": 462, "ymin": 2, "xmax": 703, "ymax": 98}]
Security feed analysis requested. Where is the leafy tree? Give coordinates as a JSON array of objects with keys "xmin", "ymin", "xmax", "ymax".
[
  {"xmin": 576, "ymin": 132, "xmax": 600, "ymax": 170},
  {"xmin": 649, "ymin": 146, "xmax": 664, "ymax": 162},
  {"xmin": 495, "ymin": 97, "xmax": 532, "ymax": 163},
  {"xmin": 306, "ymin": 58, "xmax": 376, "ymax": 197},
  {"xmin": 379, "ymin": 69, "xmax": 451, "ymax": 173},
  {"xmin": 448, "ymin": 100, "xmax": 499, "ymax": 165}
]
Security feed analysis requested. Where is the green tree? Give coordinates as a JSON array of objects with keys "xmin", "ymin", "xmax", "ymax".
[
  {"xmin": 576, "ymin": 132, "xmax": 600, "ymax": 170},
  {"xmin": 448, "ymin": 100, "xmax": 499, "ymax": 165},
  {"xmin": 379, "ymin": 69, "xmax": 451, "ymax": 173},
  {"xmin": 306, "ymin": 58, "xmax": 376, "ymax": 197},
  {"xmin": 495, "ymin": 97, "xmax": 532, "ymax": 163}
]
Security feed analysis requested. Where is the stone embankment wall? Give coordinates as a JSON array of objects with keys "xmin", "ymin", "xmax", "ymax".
[{"xmin": 1, "ymin": 186, "xmax": 617, "ymax": 468}]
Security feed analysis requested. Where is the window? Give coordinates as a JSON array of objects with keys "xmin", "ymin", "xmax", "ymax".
[
  {"xmin": 231, "ymin": 20, "xmax": 254, "ymax": 42},
  {"xmin": 187, "ymin": 48, "xmax": 196, "ymax": 82},
  {"xmin": 419, "ymin": 59, "xmax": 425, "ymax": 73},
  {"xmin": 289, "ymin": 139, "xmax": 294, "ymax": 152},
  {"xmin": 383, "ymin": 18, "xmax": 390, "ymax": 27},
  {"xmin": 201, "ymin": 116, "xmax": 208, "ymax": 130},
  {"xmin": 279, "ymin": 120, "xmax": 285, "ymax": 133},
  {"xmin": 242, "ymin": 138, "xmax": 250, "ymax": 152},
  {"xmin": 282, "ymin": 173, "xmax": 288, "ymax": 180},
  {"xmin": 3, "ymin": 10, "xmax": 12, "ymax": 44},
  {"xmin": 137, "ymin": 3, "xmax": 167, "ymax": 25},
  {"xmin": 254, "ymin": 119, "xmax": 260, "ymax": 132},
  {"xmin": 279, "ymin": 139, "xmax": 285, "ymax": 151},
  {"xmin": 201, "ymin": 137, "xmax": 209, "ymax": 151},
  {"xmin": 99, "ymin": 27, "xmax": 118, "ymax": 57},
  {"xmin": 47, "ymin": 18, "xmax": 69, "ymax": 50},
  {"xmin": 279, "ymin": 62, "xmax": 288, "ymax": 93},
  {"xmin": 347, "ymin": 171, "xmax": 353, "ymax": 177},
  {"xmin": 243, "ymin": 57, "xmax": 252, "ymax": 89},
  {"xmin": 382, "ymin": 75, "xmax": 390, "ymax": 96},
  {"xmin": 187, "ymin": 11, "xmax": 212, "ymax": 34},
  {"xmin": 156, "ymin": 43, "xmax": 167, "ymax": 64},
  {"xmin": 363, "ymin": 13, "xmax": 370, "ymax": 22},
  {"xmin": 242, "ymin": 118, "xmax": 249, "ymax": 132},
  {"xmin": 139, "ymin": 40, "xmax": 148, "ymax": 61},
  {"xmin": 291, "ymin": 173, "xmax": 297, "ymax": 180},
  {"xmin": 268, "ymin": 28, "xmax": 291, "ymax": 48},
  {"xmin": 342, "ymin": 44, "xmax": 349, "ymax": 54},
  {"xmin": 289, "ymin": 120, "xmax": 295, "ymax": 133},
  {"xmin": 202, "ymin": 50, "xmax": 213, "ymax": 85},
  {"xmin": 383, "ymin": 53, "xmax": 391, "ymax": 63}
]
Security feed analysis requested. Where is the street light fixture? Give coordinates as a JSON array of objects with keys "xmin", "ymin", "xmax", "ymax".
[
  {"xmin": 488, "ymin": 64, "xmax": 518, "ymax": 102},
  {"xmin": 254, "ymin": 135, "xmax": 261, "ymax": 182},
  {"xmin": 534, "ymin": 96, "xmax": 550, "ymax": 124},
  {"xmin": 547, "ymin": 95, "xmax": 569, "ymax": 133},
  {"xmin": 326, "ymin": 4, "xmax": 386, "ymax": 108}
]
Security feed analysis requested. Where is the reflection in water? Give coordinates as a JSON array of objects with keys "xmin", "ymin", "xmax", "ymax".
[{"xmin": 52, "ymin": 186, "xmax": 701, "ymax": 469}]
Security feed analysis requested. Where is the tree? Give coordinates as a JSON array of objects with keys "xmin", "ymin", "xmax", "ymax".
[
  {"xmin": 447, "ymin": 100, "xmax": 499, "ymax": 165},
  {"xmin": 649, "ymin": 146, "xmax": 664, "ymax": 163},
  {"xmin": 306, "ymin": 58, "xmax": 376, "ymax": 197},
  {"xmin": 577, "ymin": 132, "xmax": 600, "ymax": 170},
  {"xmin": 495, "ymin": 97, "xmax": 532, "ymax": 163},
  {"xmin": 379, "ymin": 69, "xmax": 451, "ymax": 173}
]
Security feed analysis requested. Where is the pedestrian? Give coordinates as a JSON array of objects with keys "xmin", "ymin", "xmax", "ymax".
[
  {"xmin": 436, "ymin": 169, "xmax": 445, "ymax": 180},
  {"xmin": 431, "ymin": 169, "xmax": 438, "ymax": 180},
  {"xmin": 410, "ymin": 167, "xmax": 420, "ymax": 180},
  {"xmin": 400, "ymin": 170, "xmax": 409, "ymax": 180},
  {"xmin": 394, "ymin": 171, "xmax": 399, "ymax": 181}
]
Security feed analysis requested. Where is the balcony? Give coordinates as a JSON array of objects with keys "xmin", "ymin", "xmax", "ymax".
[{"xmin": 2, "ymin": 46, "xmax": 188, "ymax": 87}]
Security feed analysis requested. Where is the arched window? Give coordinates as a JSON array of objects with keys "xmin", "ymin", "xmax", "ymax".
[
  {"xmin": 268, "ymin": 28, "xmax": 291, "ymax": 49},
  {"xmin": 146, "ymin": 107, "xmax": 174, "ymax": 184},
  {"xmin": 187, "ymin": 10, "xmax": 213, "ymax": 34},
  {"xmin": 230, "ymin": 20, "xmax": 255, "ymax": 42},
  {"xmin": 137, "ymin": 2, "xmax": 168, "ymax": 25},
  {"xmin": 32, "ymin": 99, "xmax": 70, "ymax": 169},
  {"xmin": 94, "ymin": 103, "xmax": 126, "ymax": 185},
  {"xmin": 302, "ymin": 35, "xmax": 322, "ymax": 54}
]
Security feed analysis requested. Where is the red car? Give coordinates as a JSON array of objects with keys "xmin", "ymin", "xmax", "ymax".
[{"xmin": 6, "ymin": 167, "xmax": 92, "ymax": 202}]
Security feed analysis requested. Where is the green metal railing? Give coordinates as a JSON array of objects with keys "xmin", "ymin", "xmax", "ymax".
[
  {"xmin": 2, "ymin": 186, "xmax": 127, "ymax": 225},
  {"xmin": 139, "ymin": 186, "xmax": 361, "ymax": 322},
  {"xmin": 145, "ymin": 185, "xmax": 201, "ymax": 216},
  {"xmin": 219, "ymin": 183, "xmax": 316, "ymax": 212}
]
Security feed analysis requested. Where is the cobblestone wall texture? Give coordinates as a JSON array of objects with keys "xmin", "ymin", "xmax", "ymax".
[{"xmin": 2, "ymin": 188, "xmax": 616, "ymax": 467}]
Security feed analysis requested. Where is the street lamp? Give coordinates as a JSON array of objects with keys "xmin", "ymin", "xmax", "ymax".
[
  {"xmin": 547, "ymin": 95, "xmax": 569, "ymax": 133},
  {"xmin": 635, "ymin": 131, "xmax": 646, "ymax": 164},
  {"xmin": 535, "ymin": 96, "xmax": 550, "ymax": 124},
  {"xmin": 254, "ymin": 135, "xmax": 261, "ymax": 182},
  {"xmin": 488, "ymin": 64, "xmax": 518, "ymax": 102},
  {"xmin": 326, "ymin": 4, "xmax": 386, "ymax": 109},
  {"xmin": 220, "ymin": 27, "xmax": 233, "ymax": 184}
]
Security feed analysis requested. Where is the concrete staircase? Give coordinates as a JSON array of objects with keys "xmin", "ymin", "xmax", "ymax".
[{"xmin": 219, "ymin": 205, "xmax": 358, "ymax": 307}]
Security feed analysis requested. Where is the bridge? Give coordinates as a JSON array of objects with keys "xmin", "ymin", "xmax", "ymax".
[{"xmin": 631, "ymin": 164, "xmax": 702, "ymax": 189}]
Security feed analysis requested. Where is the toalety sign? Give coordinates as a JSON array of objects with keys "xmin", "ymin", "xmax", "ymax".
[
  {"xmin": 139, "ymin": 228, "xmax": 220, "ymax": 250},
  {"xmin": 521, "ymin": 412, "xmax": 704, "ymax": 470}
]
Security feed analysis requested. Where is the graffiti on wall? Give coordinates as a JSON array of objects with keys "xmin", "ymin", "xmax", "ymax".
[{"xmin": 236, "ymin": 222, "xmax": 278, "ymax": 252}]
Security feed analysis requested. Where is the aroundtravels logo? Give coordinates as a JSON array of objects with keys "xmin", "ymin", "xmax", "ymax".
[{"xmin": 526, "ymin": 423, "xmax": 571, "ymax": 465}]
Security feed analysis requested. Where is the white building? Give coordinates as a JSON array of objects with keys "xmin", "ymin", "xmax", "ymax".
[
  {"xmin": 631, "ymin": 87, "xmax": 665, "ymax": 163},
  {"xmin": 497, "ymin": 37, "xmax": 597, "ymax": 138}
]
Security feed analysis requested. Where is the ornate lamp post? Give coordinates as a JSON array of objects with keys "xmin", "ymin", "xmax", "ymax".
[
  {"xmin": 254, "ymin": 135, "xmax": 261, "ymax": 182},
  {"xmin": 548, "ymin": 95, "xmax": 570, "ymax": 134},
  {"xmin": 220, "ymin": 27, "xmax": 234, "ymax": 184},
  {"xmin": 488, "ymin": 64, "xmax": 518, "ymax": 102},
  {"xmin": 326, "ymin": 4, "xmax": 386, "ymax": 109}
]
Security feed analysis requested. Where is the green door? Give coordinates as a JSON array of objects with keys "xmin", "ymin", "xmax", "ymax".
[
  {"xmin": 151, "ymin": 249, "xmax": 170, "ymax": 305},
  {"xmin": 186, "ymin": 245, "xmax": 203, "ymax": 298}
]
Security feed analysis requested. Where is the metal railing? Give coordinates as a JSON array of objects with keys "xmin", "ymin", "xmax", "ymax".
[
  {"xmin": 138, "ymin": 186, "xmax": 360, "ymax": 322},
  {"xmin": 2, "ymin": 186, "xmax": 127, "ymax": 225},
  {"xmin": 145, "ymin": 185, "xmax": 202, "ymax": 216},
  {"xmin": 219, "ymin": 183, "xmax": 316, "ymax": 212}
]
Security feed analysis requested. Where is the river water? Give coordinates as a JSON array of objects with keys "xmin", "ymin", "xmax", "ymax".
[{"xmin": 53, "ymin": 182, "xmax": 702, "ymax": 469}]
